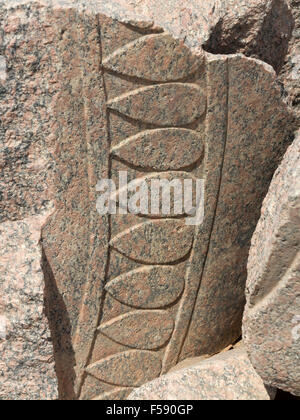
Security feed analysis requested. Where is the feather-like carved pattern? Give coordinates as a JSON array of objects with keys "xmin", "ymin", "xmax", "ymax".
[{"xmin": 86, "ymin": 350, "xmax": 162, "ymax": 387}]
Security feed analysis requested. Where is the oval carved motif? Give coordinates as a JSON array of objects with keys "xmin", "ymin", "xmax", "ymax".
[
  {"xmin": 107, "ymin": 83, "xmax": 205, "ymax": 126},
  {"xmin": 103, "ymin": 34, "xmax": 200, "ymax": 82},
  {"xmin": 113, "ymin": 171, "xmax": 198, "ymax": 218},
  {"xmin": 105, "ymin": 264, "xmax": 185, "ymax": 309},
  {"xmin": 86, "ymin": 350, "xmax": 162, "ymax": 387},
  {"xmin": 110, "ymin": 219, "xmax": 194, "ymax": 264},
  {"xmin": 98, "ymin": 310, "xmax": 174, "ymax": 349}
]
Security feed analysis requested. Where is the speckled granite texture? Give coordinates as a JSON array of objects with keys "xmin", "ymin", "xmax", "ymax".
[
  {"xmin": 203, "ymin": 0, "xmax": 299, "ymax": 121},
  {"xmin": 180, "ymin": 55, "xmax": 295, "ymax": 360},
  {"xmin": 128, "ymin": 346, "xmax": 275, "ymax": 400},
  {"xmin": 280, "ymin": 0, "xmax": 300, "ymax": 119},
  {"xmin": 243, "ymin": 131, "xmax": 300, "ymax": 397},
  {"xmin": 0, "ymin": 213, "xmax": 58, "ymax": 400},
  {"xmin": 0, "ymin": 0, "xmax": 297, "ymax": 400}
]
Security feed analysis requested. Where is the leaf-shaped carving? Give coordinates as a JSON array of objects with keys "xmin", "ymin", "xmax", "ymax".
[
  {"xmin": 112, "ymin": 171, "xmax": 198, "ymax": 217},
  {"xmin": 103, "ymin": 34, "xmax": 200, "ymax": 82},
  {"xmin": 111, "ymin": 128, "xmax": 204, "ymax": 170},
  {"xmin": 105, "ymin": 265, "xmax": 185, "ymax": 309},
  {"xmin": 110, "ymin": 219, "xmax": 194, "ymax": 264},
  {"xmin": 86, "ymin": 350, "xmax": 162, "ymax": 387},
  {"xmin": 107, "ymin": 84, "xmax": 205, "ymax": 126},
  {"xmin": 98, "ymin": 310, "xmax": 174, "ymax": 349},
  {"xmin": 126, "ymin": 20, "xmax": 155, "ymax": 30}
]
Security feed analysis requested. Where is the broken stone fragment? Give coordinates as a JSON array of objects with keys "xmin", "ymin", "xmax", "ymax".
[
  {"xmin": 0, "ymin": 0, "xmax": 297, "ymax": 400},
  {"xmin": 243, "ymin": 130, "xmax": 300, "ymax": 397}
]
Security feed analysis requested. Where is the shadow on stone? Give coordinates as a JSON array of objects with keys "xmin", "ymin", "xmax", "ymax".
[
  {"xmin": 42, "ymin": 248, "xmax": 76, "ymax": 400},
  {"xmin": 275, "ymin": 389, "xmax": 300, "ymax": 400},
  {"xmin": 203, "ymin": 0, "xmax": 294, "ymax": 73}
]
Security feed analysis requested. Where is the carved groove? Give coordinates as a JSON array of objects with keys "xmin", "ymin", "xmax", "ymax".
[
  {"xmin": 110, "ymin": 219, "xmax": 194, "ymax": 264},
  {"xmin": 86, "ymin": 350, "xmax": 162, "ymax": 387},
  {"xmin": 103, "ymin": 33, "xmax": 200, "ymax": 82},
  {"xmin": 80, "ymin": 18, "xmax": 208, "ymax": 400}
]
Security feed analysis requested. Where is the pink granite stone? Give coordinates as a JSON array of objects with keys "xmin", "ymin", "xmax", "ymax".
[
  {"xmin": 180, "ymin": 55, "xmax": 295, "ymax": 362},
  {"xmin": 279, "ymin": 0, "xmax": 300, "ymax": 120},
  {"xmin": 203, "ymin": 0, "xmax": 294, "ymax": 73},
  {"xmin": 243, "ymin": 130, "xmax": 300, "ymax": 397},
  {"xmin": 0, "ymin": 0, "xmax": 297, "ymax": 400},
  {"xmin": 0, "ymin": 1, "xmax": 63, "ymax": 400},
  {"xmin": 0, "ymin": 213, "xmax": 58, "ymax": 400},
  {"xmin": 128, "ymin": 347, "xmax": 275, "ymax": 400}
]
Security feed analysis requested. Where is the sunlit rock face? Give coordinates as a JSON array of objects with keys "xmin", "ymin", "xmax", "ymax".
[
  {"xmin": 0, "ymin": 0, "xmax": 296, "ymax": 400},
  {"xmin": 243, "ymin": 130, "xmax": 300, "ymax": 397}
]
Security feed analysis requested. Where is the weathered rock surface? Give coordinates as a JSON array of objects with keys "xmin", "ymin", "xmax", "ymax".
[
  {"xmin": 0, "ymin": 213, "xmax": 58, "ymax": 400},
  {"xmin": 104, "ymin": 0, "xmax": 298, "ymax": 118},
  {"xmin": 204, "ymin": 1, "xmax": 294, "ymax": 72},
  {"xmin": 279, "ymin": 0, "xmax": 300, "ymax": 119},
  {"xmin": 203, "ymin": 0, "xmax": 299, "ymax": 120},
  {"xmin": 243, "ymin": 131, "xmax": 300, "ymax": 397},
  {"xmin": 128, "ymin": 347, "xmax": 275, "ymax": 400},
  {"xmin": 0, "ymin": 0, "xmax": 296, "ymax": 400},
  {"xmin": 179, "ymin": 55, "xmax": 295, "ymax": 361},
  {"xmin": 0, "ymin": 1, "xmax": 61, "ymax": 400}
]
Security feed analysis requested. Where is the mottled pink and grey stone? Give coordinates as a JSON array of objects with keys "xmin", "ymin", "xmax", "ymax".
[
  {"xmin": 180, "ymin": 55, "xmax": 295, "ymax": 361},
  {"xmin": 243, "ymin": 131, "xmax": 300, "ymax": 397},
  {"xmin": 128, "ymin": 347, "xmax": 275, "ymax": 400},
  {"xmin": 203, "ymin": 1, "xmax": 294, "ymax": 71},
  {"xmin": 0, "ymin": 0, "xmax": 297, "ymax": 400},
  {"xmin": 279, "ymin": 0, "xmax": 300, "ymax": 120},
  {"xmin": 0, "ymin": 213, "xmax": 58, "ymax": 400}
]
